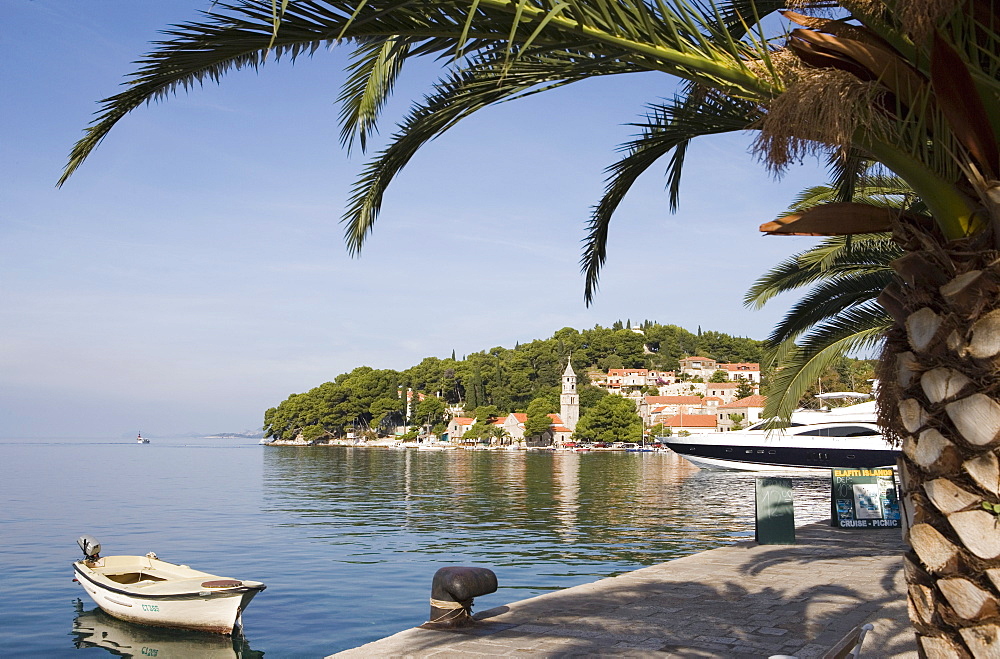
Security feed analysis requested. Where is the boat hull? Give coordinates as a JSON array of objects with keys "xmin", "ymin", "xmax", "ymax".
[
  {"xmin": 664, "ymin": 433, "xmax": 899, "ymax": 473},
  {"xmin": 670, "ymin": 451, "xmax": 887, "ymax": 473},
  {"xmin": 72, "ymin": 605, "xmax": 257, "ymax": 658},
  {"xmin": 74, "ymin": 558, "xmax": 264, "ymax": 634}
]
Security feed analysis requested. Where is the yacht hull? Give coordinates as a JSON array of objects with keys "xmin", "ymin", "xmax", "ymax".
[
  {"xmin": 667, "ymin": 443, "xmax": 898, "ymax": 472},
  {"xmin": 662, "ymin": 408, "xmax": 899, "ymax": 472}
]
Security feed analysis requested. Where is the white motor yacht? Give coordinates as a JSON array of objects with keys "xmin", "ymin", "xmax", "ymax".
[{"xmin": 662, "ymin": 394, "xmax": 899, "ymax": 472}]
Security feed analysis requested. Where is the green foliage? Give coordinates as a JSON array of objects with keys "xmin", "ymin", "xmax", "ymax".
[
  {"xmin": 728, "ymin": 413, "xmax": 745, "ymax": 431},
  {"xmin": 709, "ymin": 369, "xmax": 729, "ymax": 383},
  {"xmin": 578, "ymin": 385, "xmax": 609, "ymax": 412},
  {"xmin": 736, "ymin": 379, "xmax": 755, "ymax": 399},
  {"xmin": 489, "ymin": 426, "xmax": 512, "ymax": 445},
  {"xmin": 414, "ymin": 395, "xmax": 447, "ymax": 427},
  {"xmin": 745, "ymin": 173, "xmax": 909, "ymax": 422},
  {"xmin": 262, "ymin": 322, "xmax": 765, "ymax": 440},
  {"xmin": 370, "ymin": 395, "xmax": 404, "ymax": 430},
  {"xmin": 300, "ymin": 425, "xmax": 327, "ymax": 442},
  {"xmin": 648, "ymin": 422, "xmax": 667, "ymax": 437},
  {"xmin": 462, "ymin": 422, "xmax": 492, "ymax": 441},
  {"xmin": 572, "ymin": 395, "xmax": 642, "ymax": 444},
  {"xmin": 473, "ymin": 405, "xmax": 501, "ymax": 425},
  {"xmin": 262, "ymin": 366, "xmax": 400, "ymax": 440},
  {"xmin": 524, "ymin": 397, "xmax": 556, "ymax": 438}
]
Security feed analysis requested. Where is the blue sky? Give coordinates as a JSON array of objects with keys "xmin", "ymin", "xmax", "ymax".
[{"xmin": 1, "ymin": 1, "xmax": 828, "ymax": 437}]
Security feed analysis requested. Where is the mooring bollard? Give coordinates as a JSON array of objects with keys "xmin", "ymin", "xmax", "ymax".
[{"xmin": 421, "ymin": 566, "xmax": 498, "ymax": 629}]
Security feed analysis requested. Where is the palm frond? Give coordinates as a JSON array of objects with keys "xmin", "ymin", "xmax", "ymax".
[
  {"xmin": 762, "ymin": 303, "xmax": 888, "ymax": 424},
  {"xmin": 766, "ymin": 271, "xmax": 892, "ymax": 346},
  {"xmin": 343, "ymin": 48, "xmax": 639, "ymax": 253},
  {"xmin": 582, "ymin": 91, "xmax": 762, "ymax": 303},
  {"xmin": 744, "ymin": 233, "xmax": 900, "ymax": 308},
  {"xmin": 60, "ymin": 0, "xmax": 783, "ymax": 187},
  {"xmin": 338, "ymin": 36, "xmax": 411, "ymax": 153}
]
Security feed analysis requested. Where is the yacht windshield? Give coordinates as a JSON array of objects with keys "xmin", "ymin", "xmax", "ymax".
[
  {"xmin": 746, "ymin": 421, "xmax": 805, "ymax": 431},
  {"xmin": 794, "ymin": 425, "xmax": 880, "ymax": 437}
]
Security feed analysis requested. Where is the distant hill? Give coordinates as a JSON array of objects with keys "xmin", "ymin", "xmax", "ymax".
[
  {"xmin": 262, "ymin": 321, "xmax": 767, "ymax": 442},
  {"xmin": 204, "ymin": 429, "xmax": 266, "ymax": 439}
]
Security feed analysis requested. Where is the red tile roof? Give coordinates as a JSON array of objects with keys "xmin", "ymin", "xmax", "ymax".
[
  {"xmin": 644, "ymin": 395, "xmax": 703, "ymax": 405},
  {"xmin": 719, "ymin": 395, "xmax": 767, "ymax": 408},
  {"xmin": 660, "ymin": 414, "xmax": 718, "ymax": 428}
]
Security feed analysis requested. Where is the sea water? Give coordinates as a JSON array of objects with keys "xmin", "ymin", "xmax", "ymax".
[{"xmin": 0, "ymin": 437, "xmax": 833, "ymax": 657}]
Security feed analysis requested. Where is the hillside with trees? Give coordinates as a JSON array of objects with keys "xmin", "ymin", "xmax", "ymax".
[{"xmin": 263, "ymin": 322, "xmax": 769, "ymax": 442}]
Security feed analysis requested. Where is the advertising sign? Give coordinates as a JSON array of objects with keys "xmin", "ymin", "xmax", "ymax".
[{"xmin": 831, "ymin": 468, "xmax": 900, "ymax": 528}]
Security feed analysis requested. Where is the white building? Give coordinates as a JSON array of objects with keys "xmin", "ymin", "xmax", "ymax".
[
  {"xmin": 678, "ymin": 357, "xmax": 760, "ymax": 383},
  {"xmin": 716, "ymin": 395, "xmax": 767, "ymax": 431}
]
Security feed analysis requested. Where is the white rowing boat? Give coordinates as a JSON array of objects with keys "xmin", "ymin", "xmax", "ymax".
[{"xmin": 73, "ymin": 536, "xmax": 265, "ymax": 634}]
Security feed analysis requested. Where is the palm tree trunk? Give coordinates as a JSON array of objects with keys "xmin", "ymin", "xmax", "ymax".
[{"xmin": 877, "ymin": 216, "xmax": 1000, "ymax": 657}]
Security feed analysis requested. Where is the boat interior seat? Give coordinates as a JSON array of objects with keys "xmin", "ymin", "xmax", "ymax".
[{"xmin": 101, "ymin": 571, "xmax": 168, "ymax": 584}]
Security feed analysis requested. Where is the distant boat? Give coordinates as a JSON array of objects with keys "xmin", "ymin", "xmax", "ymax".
[
  {"xmin": 73, "ymin": 536, "xmax": 266, "ymax": 635},
  {"xmin": 136, "ymin": 433, "xmax": 149, "ymax": 444}
]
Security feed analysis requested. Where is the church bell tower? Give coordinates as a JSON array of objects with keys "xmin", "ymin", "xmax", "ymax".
[{"xmin": 560, "ymin": 358, "xmax": 579, "ymax": 431}]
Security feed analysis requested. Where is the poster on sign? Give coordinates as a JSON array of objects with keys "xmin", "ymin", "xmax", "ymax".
[{"xmin": 830, "ymin": 468, "xmax": 900, "ymax": 528}]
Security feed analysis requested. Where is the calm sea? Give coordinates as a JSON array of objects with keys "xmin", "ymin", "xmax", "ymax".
[{"xmin": 0, "ymin": 437, "xmax": 833, "ymax": 658}]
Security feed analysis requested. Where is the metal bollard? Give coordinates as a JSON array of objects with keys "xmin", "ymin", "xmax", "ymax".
[{"xmin": 421, "ymin": 566, "xmax": 498, "ymax": 629}]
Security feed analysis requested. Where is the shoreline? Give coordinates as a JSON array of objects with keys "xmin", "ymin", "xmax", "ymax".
[{"xmin": 330, "ymin": 521, "xmax": 916, "ymax": 658}]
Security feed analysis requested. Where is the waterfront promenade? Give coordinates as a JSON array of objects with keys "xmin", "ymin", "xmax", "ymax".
[{"xmin": 333, "ymin": 522, "xmax": 916, "ymax": 657}]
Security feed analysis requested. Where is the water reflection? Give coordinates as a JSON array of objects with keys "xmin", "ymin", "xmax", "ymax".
[
  {"xmin": 71, "ymin": 601, "xmax": 263, "ymax": 658},
  {"xmin": 553, "ymin": 455, "xmax": 579, "ymax": 543},
  {"xmin": 262, "ymin": 448, "xmax": 832, "ymax": 573}
]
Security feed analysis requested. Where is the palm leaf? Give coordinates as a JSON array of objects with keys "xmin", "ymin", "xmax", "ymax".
[
  {"xmin": 60, "ymin": 0, "xmax": 782, "ymax": 187},
  {"xmin": 338, "ymin": 36, "xmax": 411, "ymax": 153},
  {"xmin": 766, "ymin": 271, "xmax": 892, "ymax": 347},
  {"xmin": 582, "ymin": 91, "xmax": 762, "ymax": 302},
  {"xmin": 762, "ymin": 303, "xmax": 888, "ymax": 424},
  {"xmin": 745, "ymin": 233, "xmax": 901, "ymax": 308},
  {"xmin": 343, "ymin": 48, "xmax": 640, "ymax": 252}
]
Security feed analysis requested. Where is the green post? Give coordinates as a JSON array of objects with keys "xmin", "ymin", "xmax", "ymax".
[{"xmin": 755, "ymin": 477, "xmax": 795, "ymax": 544}]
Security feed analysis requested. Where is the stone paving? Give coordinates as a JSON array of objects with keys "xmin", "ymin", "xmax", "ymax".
[{"xmin": 332, "ymin": 522, "xmax": 918, "ymax": 658}]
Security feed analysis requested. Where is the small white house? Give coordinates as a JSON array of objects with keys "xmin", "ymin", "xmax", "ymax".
[{"xmin": 716, "ymin": 395, "xmax": 767, "ymax": 431}]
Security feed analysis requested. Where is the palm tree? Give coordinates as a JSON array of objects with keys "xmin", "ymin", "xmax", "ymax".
[
  {"xmin": 60, "ymin": 2, "xmax": 1000, "ymax": 653},
  {"xmin": 488, "ymin": 425, "xmax": 512, "ymax": 446}
]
